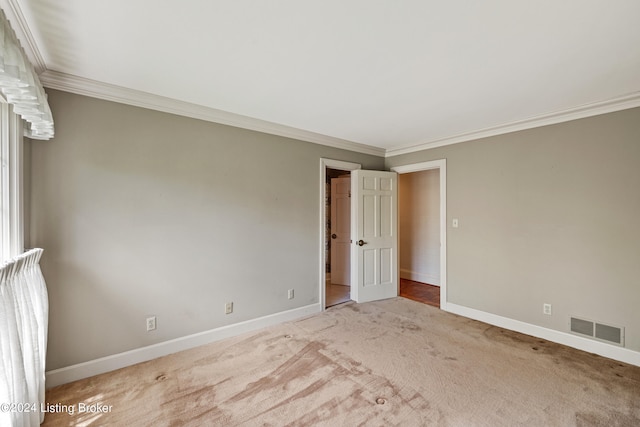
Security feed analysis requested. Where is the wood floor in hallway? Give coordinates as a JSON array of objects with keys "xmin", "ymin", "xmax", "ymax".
[{"xmin": 400, "ymin": 278, "xmax": 440, "ymax": 308}]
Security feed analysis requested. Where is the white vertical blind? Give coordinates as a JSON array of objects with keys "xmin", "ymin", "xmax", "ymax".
[{"xmin": 0, "ymin": 8, "xmax": 53, "ymax": 140}]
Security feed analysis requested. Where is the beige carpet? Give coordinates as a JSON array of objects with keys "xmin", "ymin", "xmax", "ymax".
[{"xmin": 43, "ymin": 298, "xmax": 640, "ymax": 426}]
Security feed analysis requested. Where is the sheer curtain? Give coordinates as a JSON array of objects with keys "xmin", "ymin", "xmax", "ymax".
[{"xmin": 0, "ymin": 248, "xmax": 48, "ymax": 427}]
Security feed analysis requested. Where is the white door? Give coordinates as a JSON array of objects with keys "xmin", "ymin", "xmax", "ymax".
[
  {"xmin": 350, "ymin": 170, "xmax": 398, "ymax": 303},
  {"xmin": 330, "ymin": 176, "xmax": 350, "ymax": 285}
]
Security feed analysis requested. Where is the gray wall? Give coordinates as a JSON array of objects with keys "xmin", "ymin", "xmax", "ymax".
[
  {"xmin": 387, "ymin": 107, "xmax": 640, "ymax": 352},
  {"xmin": 30, "ymin": 89, "xmax": 384, "ymax": 370}
]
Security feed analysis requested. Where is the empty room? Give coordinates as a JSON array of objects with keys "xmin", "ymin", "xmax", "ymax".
[{"xmin": 1, "ymin": 1, "xmax": 639, "ymax": 426}]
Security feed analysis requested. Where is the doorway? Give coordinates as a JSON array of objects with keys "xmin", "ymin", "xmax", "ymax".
[
  {"xmin": 319, "ymin": 158, "xmax": 446, "ymax": 311},
  {"xmin": 398, "ymin": 168, "xmax": 441, "ymax": 307},
  {"xmin": 326, "ymin": 168, "xmax": 351, "ymax": 307},
  {"xmin": 319, "ymin": 159, "xmax": 361, "ymax": 309},
  {"xmin": 392, "ymin": 160, "xmax": 447, "ymax": 310}
]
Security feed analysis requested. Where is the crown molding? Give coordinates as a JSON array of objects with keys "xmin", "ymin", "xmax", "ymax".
[
  {"xmin": 38, "ymin": 70, "xmax": 386, "ymax": 157},
  {"xmin": 34, "ymin": 70, "xmax": 640, "ymax": 160},
  {"xmin": 0, "ymin": 0, "xmax": 47, "ymax": 73},
  {"xmin": 385, "ymin": 91, "xmax": 640, "ymax": 158}
]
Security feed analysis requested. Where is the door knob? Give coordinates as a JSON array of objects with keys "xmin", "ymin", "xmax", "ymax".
[
  {"xmin": 357, "ymin": 240, "xmax": 366, "ymax": 246},
  {"xmin": 331, "ymin": 234, "xmax": 337, "ymax": 239}
]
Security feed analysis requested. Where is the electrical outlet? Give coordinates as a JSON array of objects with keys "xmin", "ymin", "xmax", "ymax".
[
  {"xmin": 146, "ymin": 316, "xmax": 156, "ymax": 331},
  {"xmin": 288, "ymin": 289, "xmax": 294, "ymax": 300},
  {"xmin": 225, "ymin": 302, "xmax": 233, "ymax": 314},
  {"xmin": 543, "ymin": 303, "xmax": 552, "ymax": 316}
]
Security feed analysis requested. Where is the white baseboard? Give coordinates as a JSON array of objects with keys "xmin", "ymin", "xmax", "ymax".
[
  {"xmin": 400, "ymin": 269, "xmax": 440, "ymax": 286},
  {"xmin": 445, "ymin": 303, "xmax": 640, "ymax": 367},
  {"xmin": 46, "ymin": 303, "xmax": 322, "ymax": 388}
]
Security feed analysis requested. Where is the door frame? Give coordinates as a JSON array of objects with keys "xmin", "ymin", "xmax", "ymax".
[
  {"xmin": 391, "ymin": 159, "xmax": 447, "ymax": 310},
  {"xmin": 319, "ymin": 159, "xmax": 361, "ymax": 310}
]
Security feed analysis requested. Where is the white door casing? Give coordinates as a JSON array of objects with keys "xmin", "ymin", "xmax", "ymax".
[
  {"xmin": 330, "ymin": 176, "xmax": 351, "ymax": 285},
  {"xmin": 350, "ymin": 170, "xmax": 398, "ymax": 303}
]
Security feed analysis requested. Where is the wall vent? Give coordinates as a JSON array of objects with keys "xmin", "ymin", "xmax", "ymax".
[{"xmin": 569, "ymin": 316, "xmax": 624, "ymax": 346}]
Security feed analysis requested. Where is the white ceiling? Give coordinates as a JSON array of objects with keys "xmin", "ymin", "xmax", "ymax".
[{"xmin": 6, "ymin": 0, "xmax": 640, "ymax": 155}]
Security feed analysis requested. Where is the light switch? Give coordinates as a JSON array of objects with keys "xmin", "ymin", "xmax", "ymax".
[{"xmin": 452, "ymin": 218, "xmax": 459, "ymax": 228}]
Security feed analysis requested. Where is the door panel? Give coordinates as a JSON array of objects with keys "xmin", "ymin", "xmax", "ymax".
[
  {"xmin": 351, "ymin": 170, "xmax": 398, "ymax": 302},
  {"xmin": 363, "ymin": 249, "xmax": 376, "ymax": 286},
  {"xmin": 363, "ymin": 195, "xmax": 376, "ymax": 237},
  {"xmin": 380, "ymin": 248, "xmax": 392, "ymax": 283},
  {"xmin": 381, "ymin": 195, "xmax": 392, "ymax": 236}
]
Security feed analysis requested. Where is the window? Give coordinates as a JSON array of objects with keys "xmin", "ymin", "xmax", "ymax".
[{"xmin": 0, "ymin": 8, "xmax": 54, "ymax": 263}]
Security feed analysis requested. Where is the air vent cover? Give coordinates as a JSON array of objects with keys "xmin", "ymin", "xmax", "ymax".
[
  {"xmin": 570, "ymin": 316, "xmax": 624, "ymax": 346},
  {"xmin": 570, "ymin": 317, "xmax": 593, "ymax": 336}
]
